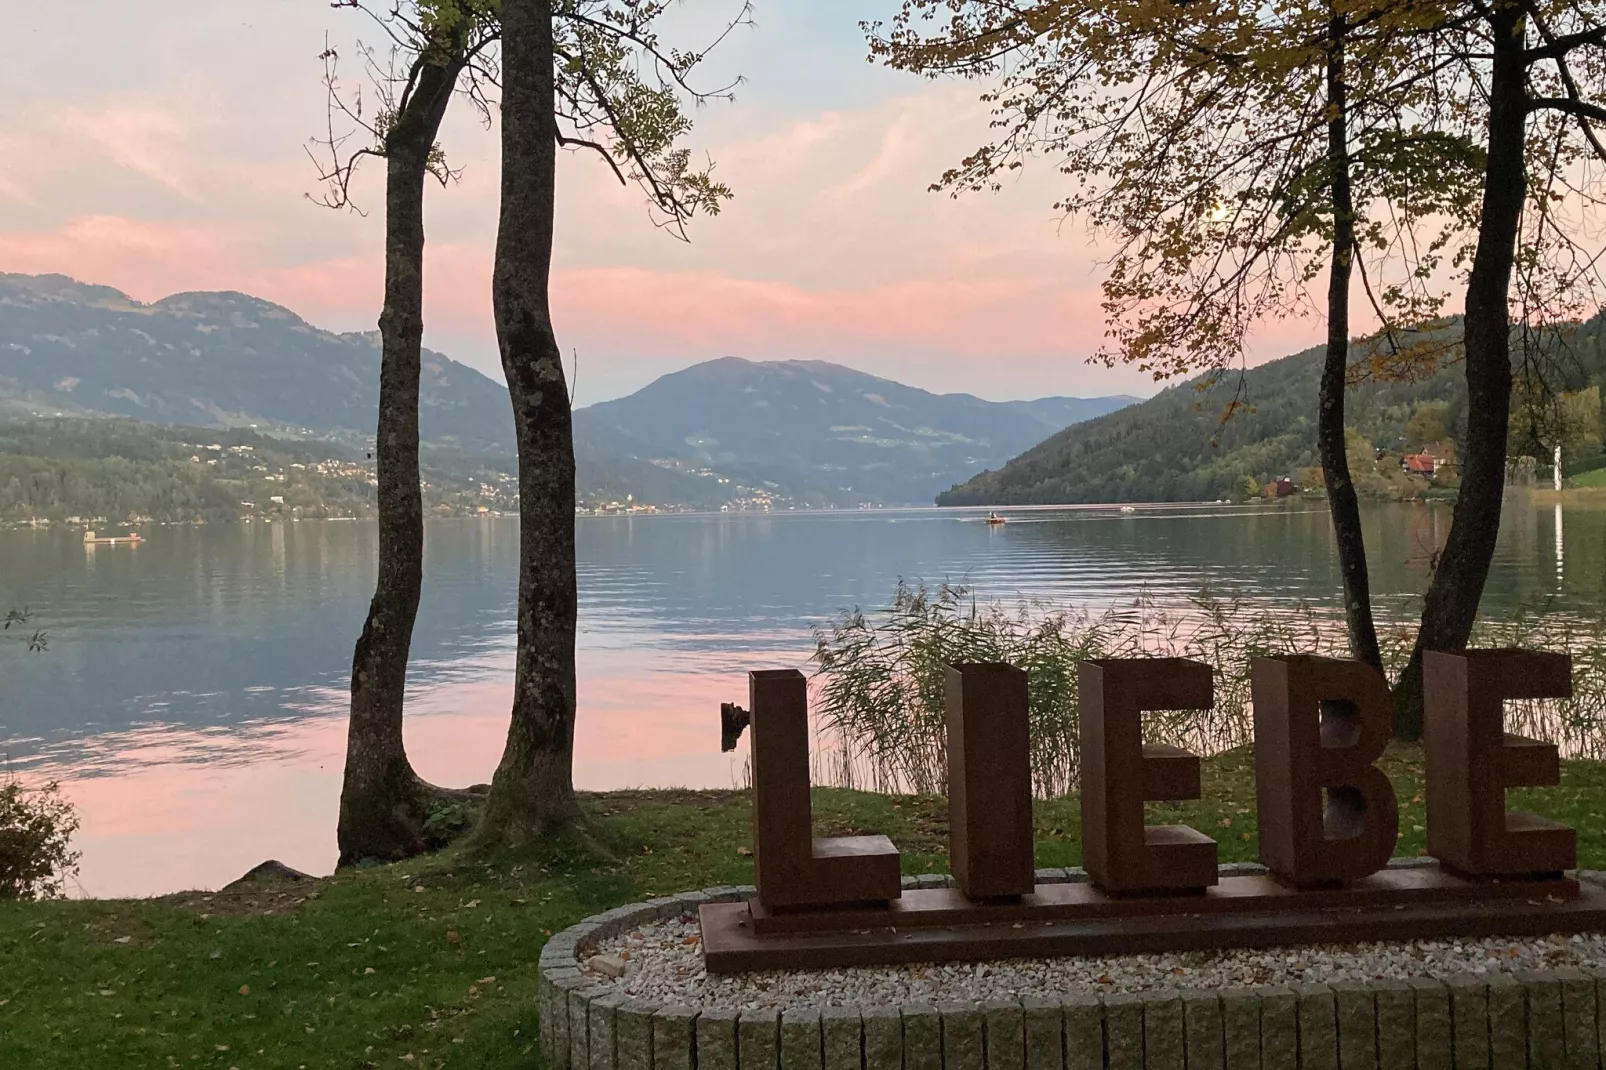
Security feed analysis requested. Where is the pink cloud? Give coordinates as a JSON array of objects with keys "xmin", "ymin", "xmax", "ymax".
[
  {"xmin": 548, "ymin": 265, "xmax": 1107, "ymax": 359},
  {"xmin": 0, "ymin": 215, "xmax": 266, "ymax": 293},
  {"xmin": 0, "ymin": 77, "xmax": 1323, "ymax": 398},
  {"xmin": 59, "ymin": 101, "xmax": 200, "ymax": 199}
]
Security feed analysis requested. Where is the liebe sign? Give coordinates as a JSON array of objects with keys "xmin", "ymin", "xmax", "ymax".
[{"xmin": 698, "ymin": 649, "xmax": 1606, "ymax": 973}]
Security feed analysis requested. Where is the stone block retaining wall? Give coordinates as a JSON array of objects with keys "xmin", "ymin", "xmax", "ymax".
[{"xmin": 537, "ymin": 866, "xmax": 1606, "ymax": 1070}]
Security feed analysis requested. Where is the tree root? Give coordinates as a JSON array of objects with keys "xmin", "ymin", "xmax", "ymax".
[{"xmin": 336, "ymin": 776, "xmax": 488, "ymax": 868}]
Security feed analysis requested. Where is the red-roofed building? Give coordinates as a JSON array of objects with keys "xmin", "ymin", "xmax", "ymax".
[{"xmin": 1401, "ymin": 453, "xmax": 1441, "ymax": 475}]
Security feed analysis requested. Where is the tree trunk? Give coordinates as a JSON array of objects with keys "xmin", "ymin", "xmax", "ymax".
[
  {"xmin": 476, "ymin": 0, "xmax": 583, "ymax": 846},
  {"xmin": 1393, "ymin": 5, "xmax": 1528, "ymax": 739},
  {"xmin": 338, "ymin": 52, "xmax": 471, "ymax": 865},
  {"xmin": 1319, "ymin": 10, "xmax": 1384, "ymax": 675}
]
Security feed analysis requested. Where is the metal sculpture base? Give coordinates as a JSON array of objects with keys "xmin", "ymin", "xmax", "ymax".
[{"xmin": 701, "ymin": 869, "xmax": 1606, "ymax": 973}]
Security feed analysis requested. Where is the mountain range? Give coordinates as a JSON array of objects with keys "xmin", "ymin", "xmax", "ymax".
[
  {"xmin": 576, "ymin": 357, "xmax": 1135, "ymax": 504},
  {"xmin": 0, "ymin": 273, "xmax": 1137, "ymax": 507},
  {"xmin": 0, "ymin": 273, "xmax": 512, "ymax": 452}
]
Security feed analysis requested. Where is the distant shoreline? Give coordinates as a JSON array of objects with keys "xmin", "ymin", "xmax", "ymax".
[{"xmin": 0, "ymin": 500, "xmax": 1295, "ymax": 532}]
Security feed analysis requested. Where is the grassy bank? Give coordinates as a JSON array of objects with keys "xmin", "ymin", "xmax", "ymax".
[
  {"xmin": 5, "ymin": 745, "xmax": 1606, "ymax": 1069},
  {"xmin": 1533, "ymin": 485, "xmax": 1606, "ymax": 505}
]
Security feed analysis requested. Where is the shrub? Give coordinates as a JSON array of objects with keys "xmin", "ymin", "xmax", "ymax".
[{"xmin": 0, "ymin": 778, "xmax": 81, "ymax": 900}]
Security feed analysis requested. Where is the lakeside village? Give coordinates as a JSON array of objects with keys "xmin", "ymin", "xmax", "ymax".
[
  {"xmin": 0, "ymin": 435, "xmax": 851, "ymax": 531},
  {"xmin": 0, "ymin": 427, "xmax": 1488, "ymax": 532}
]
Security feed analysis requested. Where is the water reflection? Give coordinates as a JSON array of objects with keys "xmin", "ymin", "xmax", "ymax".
[
  {"xmin": 1558, "ymin": 503, "xmax": 1567, "ymax": 591},
  {"xmin": 2, "ymin": 501, "xmax": 1604, "ymax": 896}
]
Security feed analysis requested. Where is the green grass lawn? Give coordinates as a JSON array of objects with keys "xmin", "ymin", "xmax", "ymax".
[{"xmin": 5, "ymin": 744, "xmax": 1606, "ymax": 1069}]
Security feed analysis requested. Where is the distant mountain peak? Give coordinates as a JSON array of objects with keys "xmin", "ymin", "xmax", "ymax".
[
  {"xmin": 0, "ymin": 272, "xmax": 512, "ymax": 451},
  {"xmin": 0, "ymin": 272, "xmax": 139, "ymax": 310},
  {"xmin": 150, "ymin": 290, "xmax": 311, "ymax": 326},
  {"xmin": 577, "ymin": 356, "xmax": 1137, "ymax": 503}
]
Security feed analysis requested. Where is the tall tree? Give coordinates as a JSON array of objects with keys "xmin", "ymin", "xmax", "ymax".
[
  {"xmin": 478, "ymin": 0, "xmax": 742, "ymax": 845},
  {"xmin": 486, "ymin": 0, "xmax": 574, "ymax": 843},
  {"xmin": 1320, "ymin": 4, "xmax": 1383, "ymax": 670},
  {"xmin": 311, "ymin": 0, "xmax": 499, "ymax": 863},
  {"xmin": 869, "ymin": 0, "xmax": 1481, "ymax": 675},
  {"xmin": 874, "ymin": 1, "xmax": 1606, "ymax": 735},
  {"xmin": 1393, "ymin": 0, "xmax": 1606, "ymax": 736}
]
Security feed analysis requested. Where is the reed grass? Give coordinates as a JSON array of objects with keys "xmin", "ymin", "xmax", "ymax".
[{"xmin": 810, "ymin": 581, "xmax": 1606, "ymax": 796}]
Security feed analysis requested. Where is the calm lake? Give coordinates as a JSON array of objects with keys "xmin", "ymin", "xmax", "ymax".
[{"xmin": 1, "ymin": 499, "xmax": 1601, "ymax": 897}]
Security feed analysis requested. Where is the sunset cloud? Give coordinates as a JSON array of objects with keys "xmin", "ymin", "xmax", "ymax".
[
  {"xmin": 0, "ymin": 1, "xmax": 1326, "ymax": 401},
  {"xmin": 59, "ymin": 101, "xmax": 201, "ymax": 200}
]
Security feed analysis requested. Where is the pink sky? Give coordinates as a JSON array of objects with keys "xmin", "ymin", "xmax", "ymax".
[{"xmin": 0, "ymin": 1, "xmax": 1327, "ymax": 403}]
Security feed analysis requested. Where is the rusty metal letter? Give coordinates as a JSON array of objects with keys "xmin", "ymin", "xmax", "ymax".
[
  {"xmin": 1424, "ymin": 650, "xmax": 1576, "ymax": 879},
  {"xmin": 946, "ymin": 662, "xmax": 1034, "ymax": 900},
  {"xmin": 1253, "ymin": 655, "xmax": 1399, "ymax": 887},
  {"xmin": 748, "ymin": 669, "xmax": 902, "ymax": 910},
  {"xmin": 1079, "ymin": 658, "xmax": 1218, "ymax": 894}
]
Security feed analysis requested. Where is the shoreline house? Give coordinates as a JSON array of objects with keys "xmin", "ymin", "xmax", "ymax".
[{"xmin": 1401, "ymin": 452, "xmax": 1446, "ymax": 477}]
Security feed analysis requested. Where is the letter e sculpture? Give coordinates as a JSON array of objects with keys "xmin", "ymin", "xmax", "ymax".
[
  {"xmin": 1424, "ymin": 649, "xmax": 1576, "ymax": 880},
  {"xmin": 1079, "ymin": 658, "xmax": 1218, "ymax": 894}
]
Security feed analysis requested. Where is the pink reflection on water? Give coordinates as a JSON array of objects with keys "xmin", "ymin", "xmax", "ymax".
[{"xmin": 33, "ymin": 647, "xmax": 774, "ymax": 898}]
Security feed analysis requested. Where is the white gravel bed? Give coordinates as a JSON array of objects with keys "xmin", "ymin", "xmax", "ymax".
[{"xmin": 583, "ymin": 913, "xmax": 1606, "ymax": 1009}]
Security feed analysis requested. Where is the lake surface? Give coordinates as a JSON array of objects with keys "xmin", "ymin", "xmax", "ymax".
[{"xmin": 2, "ymin": 499, "xmax": 1602, "ymax": 897}]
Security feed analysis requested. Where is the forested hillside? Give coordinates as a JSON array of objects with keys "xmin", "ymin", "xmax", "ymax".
[
  {"xmin": 0, "ymin": 418, "xmax": 519, "ymax": 523},
  {"xmin": 939, "ymin": 319, "xmax": 1606, "ymax": 506}
]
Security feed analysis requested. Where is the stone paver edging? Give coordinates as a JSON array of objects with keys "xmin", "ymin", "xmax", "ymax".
[{"xmin": 538, "ymin": 865, "xmax": 1606, "ymax": 1070}]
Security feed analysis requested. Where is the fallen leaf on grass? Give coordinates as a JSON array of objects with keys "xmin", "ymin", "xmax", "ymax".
[{"xmin": 239, "ymin": 985, "xmax": 251, "ymax": 996}]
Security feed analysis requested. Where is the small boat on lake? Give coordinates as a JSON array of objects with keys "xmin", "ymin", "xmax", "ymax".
[
  {"xmin": 985, "ymin": 512, "xmax": 1007, "ymax": 525},
  {"xmin": 83, "ymin": 530, "xmax": 143, "ymax": 545}
]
